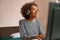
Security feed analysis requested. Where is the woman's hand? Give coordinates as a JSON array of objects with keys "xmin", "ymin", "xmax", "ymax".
[
  {"xmin": 36, "ymin": 35, "xmax": 43, "ymax": 40},
  {"xmin": 36, "ymin": 34, "xmax": 46, "ymax": 40}
]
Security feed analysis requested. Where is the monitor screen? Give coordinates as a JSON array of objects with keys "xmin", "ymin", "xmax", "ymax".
[{"xmin": 45, "ymin": 2, "xmax": 60, "ymax": 40}]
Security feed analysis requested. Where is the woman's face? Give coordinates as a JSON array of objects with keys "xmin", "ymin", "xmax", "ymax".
[{"xmin": 30, "ymin": 5, "xmax": 38, "ymax": 19}]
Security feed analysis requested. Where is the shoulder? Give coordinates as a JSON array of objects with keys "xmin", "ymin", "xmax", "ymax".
[
  {"xmin": 19, "ymin": 19, "xmax": 25, "ymax": 24},
  {"xmin": 36, "ymin": 19, "xmax": 40, "ymax": 23},
  {"xmin": 35, "ymin": 19, "xmax": 41, "ymax": 25}
]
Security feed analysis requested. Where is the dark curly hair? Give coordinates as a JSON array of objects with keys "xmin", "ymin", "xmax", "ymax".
[{"xmin": 21, "ymin": 2, "xmax": 37, "ymax": 19}]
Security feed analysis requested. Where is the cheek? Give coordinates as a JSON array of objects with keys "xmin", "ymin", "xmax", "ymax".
[
  {"xmin": 32, "ymin": 10, "xmax": 36, "ymax": 13},
  {"xmin": 30, "ymin": 10, "xmax": 37, "ymax": 16},
  {"xmin": 30, "ymin": 10, "xmax": 35, "ymax": 13}
]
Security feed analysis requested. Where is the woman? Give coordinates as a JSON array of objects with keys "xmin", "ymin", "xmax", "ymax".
[{"xmin": 19, "ymin": 2, "xmax": 45, "ymax": 40}]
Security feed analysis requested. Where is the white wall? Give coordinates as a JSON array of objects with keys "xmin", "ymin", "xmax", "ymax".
[{"xmin": 0, "ymin": 0, "xmax": 34, "ymax": 27}]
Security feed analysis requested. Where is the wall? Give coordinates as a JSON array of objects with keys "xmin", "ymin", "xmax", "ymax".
[
  {"xmin": 0, "ymin": 0, "xmax": 56, "ymax": 32},
  {"xmin": 34, "ymin": 0, "xmax": 56, "ymax": 33},
  {"xmin": 0, "ymin": 0, "xmax": 34, "ymax": 27}
]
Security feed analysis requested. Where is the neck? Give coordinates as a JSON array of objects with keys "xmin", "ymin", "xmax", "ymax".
[{"xmin": 26, "ymin": 17, "xmax": 35, "ymax": 22}]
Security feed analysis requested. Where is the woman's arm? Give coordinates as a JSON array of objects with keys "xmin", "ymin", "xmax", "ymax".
[
  {"xmin": 36, "ymin": 20, "xmax": 46, "ymax": 39},
  {"xmin": 19, "ymin": 20, "xmax": 28, "ymax": 37}
]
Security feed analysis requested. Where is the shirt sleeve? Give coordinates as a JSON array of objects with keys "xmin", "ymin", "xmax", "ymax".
[
  {"xmin": 19, "ymin": 20, "xmax": 28, "ymax": 38},
  {"xmin": 37, "ymin": 20, "xmax": 45, "ymax": 34}
]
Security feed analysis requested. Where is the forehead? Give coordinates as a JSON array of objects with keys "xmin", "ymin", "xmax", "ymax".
[{"xmin": 30, "ymin": 5, "xmax": 37, "ymax": 9}]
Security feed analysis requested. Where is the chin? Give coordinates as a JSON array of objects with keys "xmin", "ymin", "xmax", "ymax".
[{"xmin": 34, "ymin": 16, "xmax": 37, "ymax": 18}]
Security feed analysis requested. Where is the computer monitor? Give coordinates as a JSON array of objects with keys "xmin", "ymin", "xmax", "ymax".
[{"xmin": 45, "ymin": 2, "xmax": 60, "ymax": 40}]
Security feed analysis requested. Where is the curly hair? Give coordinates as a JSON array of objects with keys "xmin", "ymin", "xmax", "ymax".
[{"xmin": 21, "ymin": 2, "xmax": 37, "ymax": 19}]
